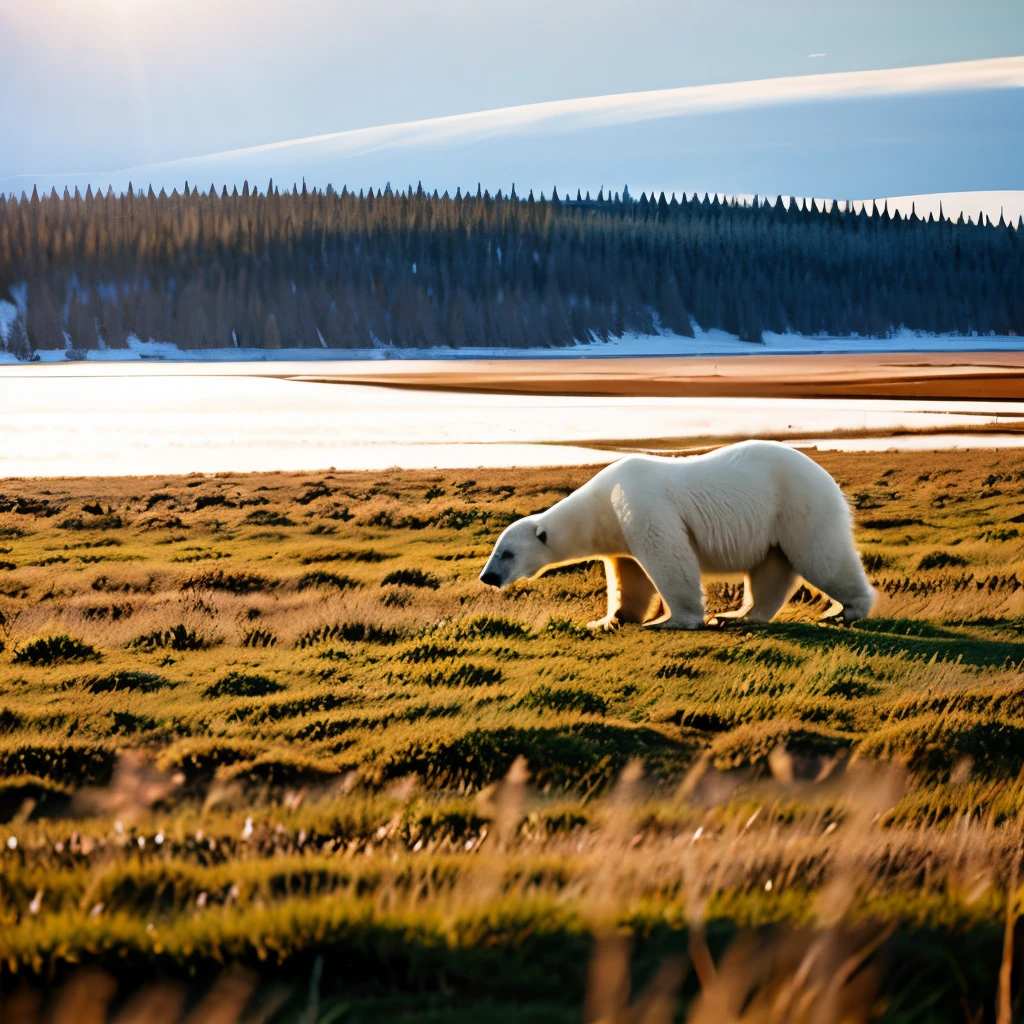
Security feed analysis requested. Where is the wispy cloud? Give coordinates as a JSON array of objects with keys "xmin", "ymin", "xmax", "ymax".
[
  {"xmin": 4, "ymin": 56, "xmax": 1021, "ymax": 202},
  {"xmin": 808, "ymin": 53, "xmax": 828, "ymax": 59},
  {"xmin": 73, "ymin": 56, "xmax": 1024, "ymax": 173}
]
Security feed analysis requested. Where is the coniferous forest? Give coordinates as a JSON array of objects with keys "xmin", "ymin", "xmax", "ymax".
[{"xmin": 0, "ymin": 180, "xmax": 1022, "ymax": 357}]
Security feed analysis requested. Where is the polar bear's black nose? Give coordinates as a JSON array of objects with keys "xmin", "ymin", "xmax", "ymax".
[{"xmin": 480, "ymin": 571, "xmax": 501, "ymax": 588}]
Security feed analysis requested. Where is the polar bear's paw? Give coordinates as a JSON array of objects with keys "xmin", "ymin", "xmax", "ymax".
[
  {"xmin": 705, "ymin": 614, "xmax": 746, "ymax": 629},
  {"xmin": 817, "ymin": 599, "xmax": 847, "ymax": 624},
  {"xmin": 587, "ymin": 615, "xmax": 622, "ymax": 632}
]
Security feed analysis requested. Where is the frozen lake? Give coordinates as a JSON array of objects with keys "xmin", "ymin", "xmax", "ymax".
[{"xmin": 1, "ymin": 364, "xmax": 1022, "ymax": 477}]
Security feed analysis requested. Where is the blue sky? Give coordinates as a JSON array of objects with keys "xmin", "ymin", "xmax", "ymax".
[{"xmin": 1, "ymin": 0, "xmax": 1022, "ymax": 179}]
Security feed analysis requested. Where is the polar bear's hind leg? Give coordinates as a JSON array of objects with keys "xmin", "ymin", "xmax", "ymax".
[
  {"xmin": 744, "ymin": 547, "xmax": 799, "ymax": 621},
  {"xmin": 781, "ymin": 540, "xmax": 875, "ymax": 623},
  {"xmin": 713, "ymin": 547, "xmax": 798, "ymax": 624}
]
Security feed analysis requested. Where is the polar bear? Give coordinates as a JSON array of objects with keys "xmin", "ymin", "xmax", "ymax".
[{"xmin": 478, "ymin": 440, "xmax": 875, "ymax": 629}]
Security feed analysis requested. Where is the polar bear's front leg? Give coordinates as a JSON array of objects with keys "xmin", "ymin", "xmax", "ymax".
[
  {"xmin": 621, "ymin": 517, "xmax": 705, "ymax": 630},
  {"xmin": 588, "ymin": 557, "xmax": 664, "ymax": 631}
]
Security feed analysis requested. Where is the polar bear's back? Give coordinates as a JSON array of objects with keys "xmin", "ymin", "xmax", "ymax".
[
  {"xmin": 604, "ymin": 440, "xmax": 842, "ymax": 503},
  {"xmin": 600, "ymin": 441, "xmax": 851, "ymax": 574}
]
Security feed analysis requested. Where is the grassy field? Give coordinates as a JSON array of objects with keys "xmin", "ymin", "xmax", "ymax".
[{"xmin": 1, "ymin": 447, "xmax": 1023, "ymax": 1021}]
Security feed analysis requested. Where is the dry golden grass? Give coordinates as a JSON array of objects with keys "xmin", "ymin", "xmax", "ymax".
[{"xmin": 0, "ymin": 447, "xmax": 1023, "ymax": 1021}]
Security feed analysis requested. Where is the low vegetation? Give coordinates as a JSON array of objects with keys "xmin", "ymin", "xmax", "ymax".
[{"xmin": 0, "ymin": 449, "xmax": 1023, "ymax": 1020}]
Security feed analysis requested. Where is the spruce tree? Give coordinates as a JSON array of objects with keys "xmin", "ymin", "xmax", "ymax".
[{"xmin": 0, "ymin": 178, "xmax": 1018, "ymax": 356}]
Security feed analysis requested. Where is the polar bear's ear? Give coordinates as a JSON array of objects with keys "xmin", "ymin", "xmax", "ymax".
[{"xmin": 536, "ymin": 529, "xmax": 547, "ymax": 545}]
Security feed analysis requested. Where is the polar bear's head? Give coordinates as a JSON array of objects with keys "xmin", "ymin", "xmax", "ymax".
[{"xmin": 479, "ymin": 515, "xmax": 551, "ymax": 589}]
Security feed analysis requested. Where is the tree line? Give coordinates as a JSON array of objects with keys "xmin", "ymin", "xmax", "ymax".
[{"xmin": 0, "ymin": 180, "xmax": 1021, "ymax": 356}]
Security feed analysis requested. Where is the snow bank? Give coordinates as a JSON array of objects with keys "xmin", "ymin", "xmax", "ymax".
[{"xmin": 2, "ymin": 324, "xmax": 1020, "ymax": 365}]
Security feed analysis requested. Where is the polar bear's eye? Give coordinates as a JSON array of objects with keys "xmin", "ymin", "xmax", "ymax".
[
  {"xmin": 537, "ymin": 530, "xmax": 547, "ymax": 545},
  {"xmin": 500, "ymin": 550, "xmax": 514, "ymax": 561}
]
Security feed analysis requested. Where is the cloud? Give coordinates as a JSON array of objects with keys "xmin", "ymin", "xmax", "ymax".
[
  {"xmin": 3, "ymin": 57, "xmax": 1021, "ymax": 202},
  {"xmin": 11, "ymin": 56, "xmax": 1022, "ymax": 181},
  {"xmin": 157, "ymin": 56, "xmax": 1024, "ymax": 166}
]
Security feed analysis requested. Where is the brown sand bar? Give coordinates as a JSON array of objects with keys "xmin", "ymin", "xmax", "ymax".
[{"xmin": 287, "ymin": 351, "xmax": 1024, "ymax": 401}]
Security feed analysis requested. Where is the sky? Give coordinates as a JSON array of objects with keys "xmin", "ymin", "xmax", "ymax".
[
  {"xmin": 4, "ymin": 56, "xmax": 1022, "ymax": 206},
  {"xmin": 2, "ymin": 0, "xmax": 1023, "ymax": 182}
]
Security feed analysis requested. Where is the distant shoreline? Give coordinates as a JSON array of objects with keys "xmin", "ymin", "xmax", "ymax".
[
  {"xmin": 4, "ymin": 348, "xmax": 1024, "ymax": 402},
  {"xmin": 3, "ymin": 331, "xmax": 1024, "ymax": 370},
  {"xmin": 286, "ymin": 351, "xmax": 1024, "ymax": 402}
]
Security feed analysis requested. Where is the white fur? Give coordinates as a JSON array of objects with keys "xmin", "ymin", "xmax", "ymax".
[{"xmin": 478, "ymin": 440, "xmax": 876, "ymax": 630}]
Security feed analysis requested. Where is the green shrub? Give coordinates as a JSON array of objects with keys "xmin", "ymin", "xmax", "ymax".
[
  {"xmin": 918, "ymin": 551, "xmax": 969, "ymax": 571},
  {"xmin": 171, "ymin": 547, "xmax": 229, "ymax": 562},
  {"xmin": 108, "ymin": 710, "xmax": 159, "ymax": 734},
  {"xmin": 861, "ymin": 517, "xmax": 926, "ymax": 530},
  {"xmin": 300, "ymin": 548, "xmax": 392, "ymax": 564},
  {"xmin": 713, "ymin": 645, "xmax": 804, "ymax": 670},
  {"xmin": 194, "ymin": 493, "xmax": 235, "ymax": 511},
  {"xmin": 381, "ymin": 568, "xmax": 441, "ymax": 590},
  {"xmin": 710, "ymin": 721, "xmax": 845, "ymax": 771},
  {"xmin": 79, "ymin": 671, "xmax": 172, "ymax": 693},
  {"xmin": 129, "ymin": 625, "xmax": 211, "ymax": 651},
  {"xmin": 542, "ymin": 618, "xmax": 597, "ymax": 640},
  {"xmin": 182, "ymin": 569, "xmax": 275, "ymax": 594},
  {"xmin": 244, "ymin": 509, "xmax": 296, "ymax": 527},
  {"xmin": 241, "ymin": 627, "xmax": 278, "ymax": 648},
  {"xmin": 862, "ymin": 552, "xmax": 893, "ymax": 573},
  {"xmin": 375, "ymin": 723, "xmax": 694, "ymax": 792},
  {"xmin": 240, "ymin": 622, "xmax": 278, "ymax": 647},
  {"xmin": 13, "ymin": 635, "xmax": 100, "ymax": 666},
  {"xmin": 456, "ymin": 616, "xmax": 532, "ymax": 641},
  {"xmin": 295, "ymin": 483, "xmax": 335, "ymax": 505},
  {"xmin": 322, "ymin": 507, "xmax": 354, "ymax": 522},
  {"xmin": 295, "ymin": 622, "xmax": 402, "ymax": 648},
  {"xmin": 859, "ymin": 714, "xmax": 1024, "ymax": 780},
  {"xmin": 670, "ymin": 706, "xmax": 735, "ymax": 732},
  {"xmin": 297, "ymin": 571, "xmax": 361, "ymax": 592},
  {"xmin": 432, "ymin": 507, "xmax": 486, "ymax": 530},
  {"xmin": 158, "ymin": 739, "xmax": 262, "ymax": 784},
  {"xmin": 412, "ymin": 663, "xmax": 503, "ymax": 687},
  {"xmin": 204, "ymin": 672, "xmax": 285, "ymax": 699},
  {"xmin": 518, "ymin": 685, "xmax": 608, "ymax": 716},
  {"xmin": 57, "ymin": 514, "xmax": 123, "ymax": 531},
  {"xmin": 228, "ymin": 693, "xmax": 346, "ymax": 723},
  {"xmin": 655, "ymin": 662, "xmax": 701, "ymax": 680},
  {"xmin": 0, "ymin": 741, "xmax": 115, "ymax": 785},
  {"xmin": 398, "ymin": 643, "xmax": 462, "ymax": 664}
]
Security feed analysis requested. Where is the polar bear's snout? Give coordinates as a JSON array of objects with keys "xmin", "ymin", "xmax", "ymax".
[{"xmin": 480, "ymin": 515, "xmax": 550, "ymax": 590}]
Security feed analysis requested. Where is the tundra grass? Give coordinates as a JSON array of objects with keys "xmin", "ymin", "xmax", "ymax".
[{"xmin": 0, "ymin": 449, "xmax": 1023, "ymax": 1020}]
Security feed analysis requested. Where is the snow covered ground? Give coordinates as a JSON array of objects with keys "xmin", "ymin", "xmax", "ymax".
[{"xmin": 1, "ymin": 322, "xmax": 1021, "ymax": 365}]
